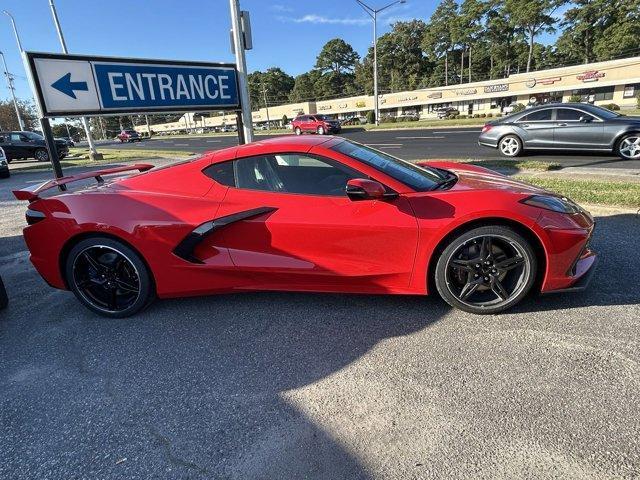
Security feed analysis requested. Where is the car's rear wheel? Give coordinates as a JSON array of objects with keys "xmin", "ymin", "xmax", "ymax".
[
  {"xmin": 294, "ymin": 127, "xmax": 302, "ymax": 136},
  {"xmin": 34, "ymin": 148, "xmax": 49, "ymax": 162},
  {"xmin": 616, "ymin": 134, "xmax": 640, "ymax": 160},
  {"xmin": 498, "ymin": 135, "xmax": 523, "ymax": 157},
  {"xmin": 66, "ymin": 237, "xmax": 155, "ymax": 318},
  {"xmin": 317, "ymin": 126, "xmax": 325, "ymax": 135},
  {"xmin": 435, "ymin": 226, "xmax": 537, "ymax": 314}
]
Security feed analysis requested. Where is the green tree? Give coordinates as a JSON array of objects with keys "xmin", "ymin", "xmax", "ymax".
[
  {"xmin": 455, "ymin": 0, "xmax": 487, "ymax": 82},
  {"xmin": 505, "ymin": 0, "xmax": 565, "ymax": 72},
  {"xmin": 315, "ymin": 38, "xmax": 360, "ymax": 75},
  {"xmin": 248, "ymin": 67, "xmax": 295, "ymax": 110},
  {"xmin": 289, "ymin": 70, "xmax": 322, "ymax": 102},
  {"xmin": 422, "ymin": 0, "xmax": 459, "ymax": 86},
  {"xmin": 0, "ymin": 99, "xmax": 37, "ymax": 131}
]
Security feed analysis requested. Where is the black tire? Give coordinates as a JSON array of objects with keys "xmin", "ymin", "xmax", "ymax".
[
  {"xmin": 434, "ymin": 225, "xmax": 537, "ymax": 314},
  {"xmin": 615, "ymin": 133, "xmax": 640, "ymax": 160},
  {"xmin": 498, "ymin": 134, "xmax": 523, "ymax": 157},
  {"xmin": 65, "ymin": 237, "xmax": 155, "ymax": 318},
  {"xmin": 34, "ymin": 148, "xmax": 49, "ymax": 162},
  {"xmin": 294, "ymin": 127, "xmax": 302, "ymax": 136},
  {"xmin": 317, "ymin": 126, "xmax": 325, "ymax": 135},
  {"xmin": 0, "ymin": 275, "xmax": 8, "ymax": 309},
  {"xmin": 0, "ymin": 170, "xmax": 10, "ymax": 179}
]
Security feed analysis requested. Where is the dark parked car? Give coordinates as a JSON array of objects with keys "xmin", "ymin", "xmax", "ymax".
[
  {"xmin": 479, "ymin": 103, "xmax": 640, "ymax": 159},
  {"xmin": 0, "ymin": 274, "xmax": 7, "ymax": 309},
  {"xmin": 292, "ymin": 114, "xmax": 341, "ymax": 135},
  {"xmin": 56, "ymin": 136, "xmax": 75, "ymax": 147},
  {"xmin": 0, "ymin": 147, "xmax": 9, "ymax": 178},
  {"xmin": 0, "ymin": 131, "xmax": 68, "ymax": 163},
  {"xmin": 117, "ymin": 130, "xmax": 142, "ymax": 142}
]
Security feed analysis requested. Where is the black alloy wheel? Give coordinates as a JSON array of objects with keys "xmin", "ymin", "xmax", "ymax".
[
  {"xmin": 435, "ymin": 226, "xmax": 536, "ymax": 314},
  {"xmin": 66, "ymin": 238, "xmax": 154, "ymax": 318}
]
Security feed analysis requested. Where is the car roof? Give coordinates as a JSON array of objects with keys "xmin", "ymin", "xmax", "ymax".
[{"xmin": 205, "ymin": 135, "xmax": 341, "ymax": 164}]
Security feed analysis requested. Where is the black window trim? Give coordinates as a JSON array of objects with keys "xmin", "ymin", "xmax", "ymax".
[
  {"xmin": 515, "ymin": 108, "xmax": 554, "ymax": 123},
  {"xmin": 202, "ymin": 151, "xmax": 394, "ymax": 198}
]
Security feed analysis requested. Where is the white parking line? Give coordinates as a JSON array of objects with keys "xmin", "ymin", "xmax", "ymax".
[
  {"xmin": 206, "ymin": 140, "xmax": 221, "ymax": 143},
  {"xmin": 366, "ymin": 143, "xmax": 403, "ymax": 146},
  {"xmin": 174, "ymin": 143, "xmax": 189, "ymax": 146},
  {"xmin": 395, "ymin": 136, "xmax": 445, "ymax": 139},
  {"xmin": 433, "ymin": 130, "xmax": 482, "ymax": 134}
]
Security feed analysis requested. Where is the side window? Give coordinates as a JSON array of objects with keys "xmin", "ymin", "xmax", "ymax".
[
  {"xmin": 297, "ymin": 116, "xmax": 307, "ymax": 122},
  {"xmin": 234, "ymin": 154, "xmax": 361, "ymax": 196},
  {"xmin": 10, "ymin": 133, "xmax": 22, "ymax": 142},
  {"xmin": 556, "ymin": 109, "xmax": 593, "ymax": 121},
  {"xmin": 203, "ymin": 160, "xmax": 235, "ymax": 187},
  {"xmin": 519, "ymin": 109, "xmax": 552, "ymax": 121}
]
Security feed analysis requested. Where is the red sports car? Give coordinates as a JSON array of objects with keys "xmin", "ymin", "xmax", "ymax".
[{"xmin": 13, "ymin": 136, "xmax": 596, "ymax": 318}]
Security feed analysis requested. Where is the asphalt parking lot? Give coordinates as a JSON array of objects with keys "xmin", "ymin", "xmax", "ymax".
[
  {"xmin": 94, "ymin": 128, "xmax": 640, "ymax": 170},
  {"xmin": 1, "ymin": 167, "xmax": 640, "ymax": 479}
]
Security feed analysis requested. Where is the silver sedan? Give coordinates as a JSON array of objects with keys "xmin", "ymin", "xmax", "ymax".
[{"xmin": 478, "ymin": 103, "xmax": 640, "ymax": 160}]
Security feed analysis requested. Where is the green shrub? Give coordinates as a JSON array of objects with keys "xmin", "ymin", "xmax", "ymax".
[
  {"xmin": 568, "ymin": 94, "xmax": 582, "ymax": 103},
  {"xmin": 366, "ymin": 110, "xmax": 375, "ymax": 124},
  {"xmin": 282, "ymin": 114, "xmax": 288, "ymax": 125},
  {"xmin": 458, "ymin": 114, "xmax": 467, "ymax": 119},
  {"xmin": 637, "ymin": 93, "xmax": 640, "ymax": 109},
  {"xmin": 480, "ymin": 113, "xmax": 486, "ymax": 118},
  {"xmin": 511, "ymin": 103, "xmax": 526, "ymax": 113},
  {"xmin": 487, "ymin": 113, "xmax": 493, "ymax": 118}
]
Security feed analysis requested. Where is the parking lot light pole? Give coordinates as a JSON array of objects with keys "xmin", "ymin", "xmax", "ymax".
[
  {"xmin": 48, "ymin": 0, "xmax": 102, "ymax": 159},
  {"xmin": 355, "ymin": 0, "xmax": 406, "ymax": 126},
  {"xmin": 0, "ymin": 51, "xmax": 25, "ymax": 130},
  {"xmin": 229, "ymin": 0, "xmax": 254, "ymax": 143},
  {"xmin": 3, "ymin": 11, "xmax": 23, "ymax": 53}
]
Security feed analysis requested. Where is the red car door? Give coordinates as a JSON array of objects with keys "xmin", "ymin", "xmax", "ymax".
[{"xmin": 212, "ymin": 152, "xmax": 419, "ymax": 293}]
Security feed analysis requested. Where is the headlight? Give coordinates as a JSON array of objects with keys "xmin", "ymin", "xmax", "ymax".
[
  {"xmin": 521, "ymin": 194, "xmax": 581, "ymax": 214},
  {"xmin": 0, "ymin": 159, "xmax": 6, "ymax": 166}
]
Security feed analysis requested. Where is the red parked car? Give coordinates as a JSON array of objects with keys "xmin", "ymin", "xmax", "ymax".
[
  {"xmin": 291, "ymin": 114, "xmax": 341, "ymax": 135},
  {"xmin": 117, "ymin": 129, "xmax": 142, "ymax": 143},
  {"xmin": 13, "ymin": 136, "xmax": 596, "ymax": 318}
]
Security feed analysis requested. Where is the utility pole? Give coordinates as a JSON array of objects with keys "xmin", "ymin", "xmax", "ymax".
[
  {"xmin": 262, "ymin": 82, "xmax": 270, "ymax": 129},
  {"xmin": 0, "ymin": 51, "xmax": 24, "ymax": 130},
  {"xmin": 3, "ymin": 11, "xmax": 23, "ymax": 52},
  {"xmin": 356, "ymin": 0, "xmax": 406, "ymax": 126},
  {"xmin": 229, "ymin": 0, "xmax": 253, "ymax": 143},
  {"xmin": 145, "ymin": 115, "xmax": 152, "ymax": 137},
  {"xmin": 48, "ymin": 0, "xmax": 101, "ymax": 159}
]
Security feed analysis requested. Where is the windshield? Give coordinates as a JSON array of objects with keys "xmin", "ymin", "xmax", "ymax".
[
  {"xmin": 331, "ymin": 140, "xmax": 445, "ymax": 191},
  {"xmin": 24, "ymin": 132, "xmax": 44, "ymax": 140}
]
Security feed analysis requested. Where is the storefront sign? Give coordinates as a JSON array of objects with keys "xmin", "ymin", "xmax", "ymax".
[
  {"xmin": 484, "ymin": 84, "xmax": 509, "ymax": 93},
  {"xmin": 427, "ymin": 92, "xmax": 442, "ymax": 99},
  {"xmin": 339, "ymin": 103, "xmax": 349, "ymax": 109},
  {"xmin": 577, "ymin": 71, "xmax": 605, "ymax": 82},
  {"xmin": 318, "ymin": 105, "xmax": 332, "ymax": 110},
  {"xmin": 525, "ymin": 79, "xmax": 537, "ymax": 88},
  {"xmin": 455, "ymin": 88, "xmax": 477, "ymax": 96},
  {"xmin": 398, "ymin": 95, "xmax": 418, "ymax": 102}
]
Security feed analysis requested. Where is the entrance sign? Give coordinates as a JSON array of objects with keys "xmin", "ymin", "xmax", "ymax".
[{"xmin": 25, "ymin": 52, "xmax": 239, "ymax": 117}]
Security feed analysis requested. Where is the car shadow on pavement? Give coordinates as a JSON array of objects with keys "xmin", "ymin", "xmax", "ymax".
[{"xmin": 0, "ymin": 229, "xmax": 449, "ymax": 479}]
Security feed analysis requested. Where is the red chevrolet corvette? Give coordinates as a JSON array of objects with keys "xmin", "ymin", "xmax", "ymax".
[{"xmin": 14, "ymin": 136, "xmax": 596, "ymax": 318}]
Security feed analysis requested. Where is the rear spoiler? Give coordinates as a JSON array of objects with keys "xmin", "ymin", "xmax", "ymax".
[{"xmin": 13, "ymin": 164, "xmax": 154, "ymax": 202}]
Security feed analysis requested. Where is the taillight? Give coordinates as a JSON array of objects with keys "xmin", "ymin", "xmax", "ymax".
[
  {"xmin": 481, "ymin": 124, "xmax": 493, "ymax": 133},
  {"xmin": 25, "ymin": 209, "xmax": 46, "ymax": 225}
]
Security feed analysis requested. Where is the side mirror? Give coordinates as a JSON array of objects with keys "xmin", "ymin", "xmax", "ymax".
[
  {"xmin": 579, "ymin": 115, "xmax": 592, "ymax": 123},
  {"xmin": 346, "ymin": 178, "xmax": 386, "ymax": 201}
]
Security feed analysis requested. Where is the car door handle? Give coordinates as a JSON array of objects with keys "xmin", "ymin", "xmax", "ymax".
[
  {"xmin": 520, "ymin": 124, "xmax": 530, "ymax": 128},
  {"xmin": 557, "ymin": 123, "xmax": 568, "ymax": 127}
]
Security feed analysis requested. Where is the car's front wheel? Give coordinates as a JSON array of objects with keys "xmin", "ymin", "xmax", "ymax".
[
  {"xmin": 498, "ymin": 134, "xmax": 523, "ymax": 157},
  {"xmin": 616, "ymin": 134, "xmax": 640, "ymax": 160},
  {"xmin": 34, "ymin": 148, "xmax": 49, "ymax": 162},
  {"xmin": 294, "ymin": 127, "xmax": 302, "ymax": 136},
  {"xmin": 66, "ymin": 237, "xmax": 155, "ymax": 318},
  {"xmin": 317, "ymin": 126, "xmax": 325, "ymax": 135},
  {"xmin": 0, "ymin": 275, "xmax": 7, "ymax": 309},
  {"xmin": 434, "ymin": 225, "xmax": 537, "ymax": 314}
]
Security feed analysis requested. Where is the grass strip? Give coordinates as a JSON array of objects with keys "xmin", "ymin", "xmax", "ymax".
[{"xmin": 514, "ymin": 176, "xmax": 640, "ymax": 208}]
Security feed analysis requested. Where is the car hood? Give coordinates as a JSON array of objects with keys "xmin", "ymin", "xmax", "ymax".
[
  {"xmin": 417, "ymin": 161, "xmax": 550, "ymax": 196},
  {"xmin": 608, "ymin": 115, "xmax": 640, "ymax": 124}
]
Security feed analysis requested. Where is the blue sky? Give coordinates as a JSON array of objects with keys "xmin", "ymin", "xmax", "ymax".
[{"xmin": 0, "ymin": 0, "xmax": 562, "ymax": 102}]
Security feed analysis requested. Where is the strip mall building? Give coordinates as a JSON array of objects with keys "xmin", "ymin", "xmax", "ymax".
[{"xmin": 139, "ymin": 56, "xmax": 640, "ymax": 133}]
